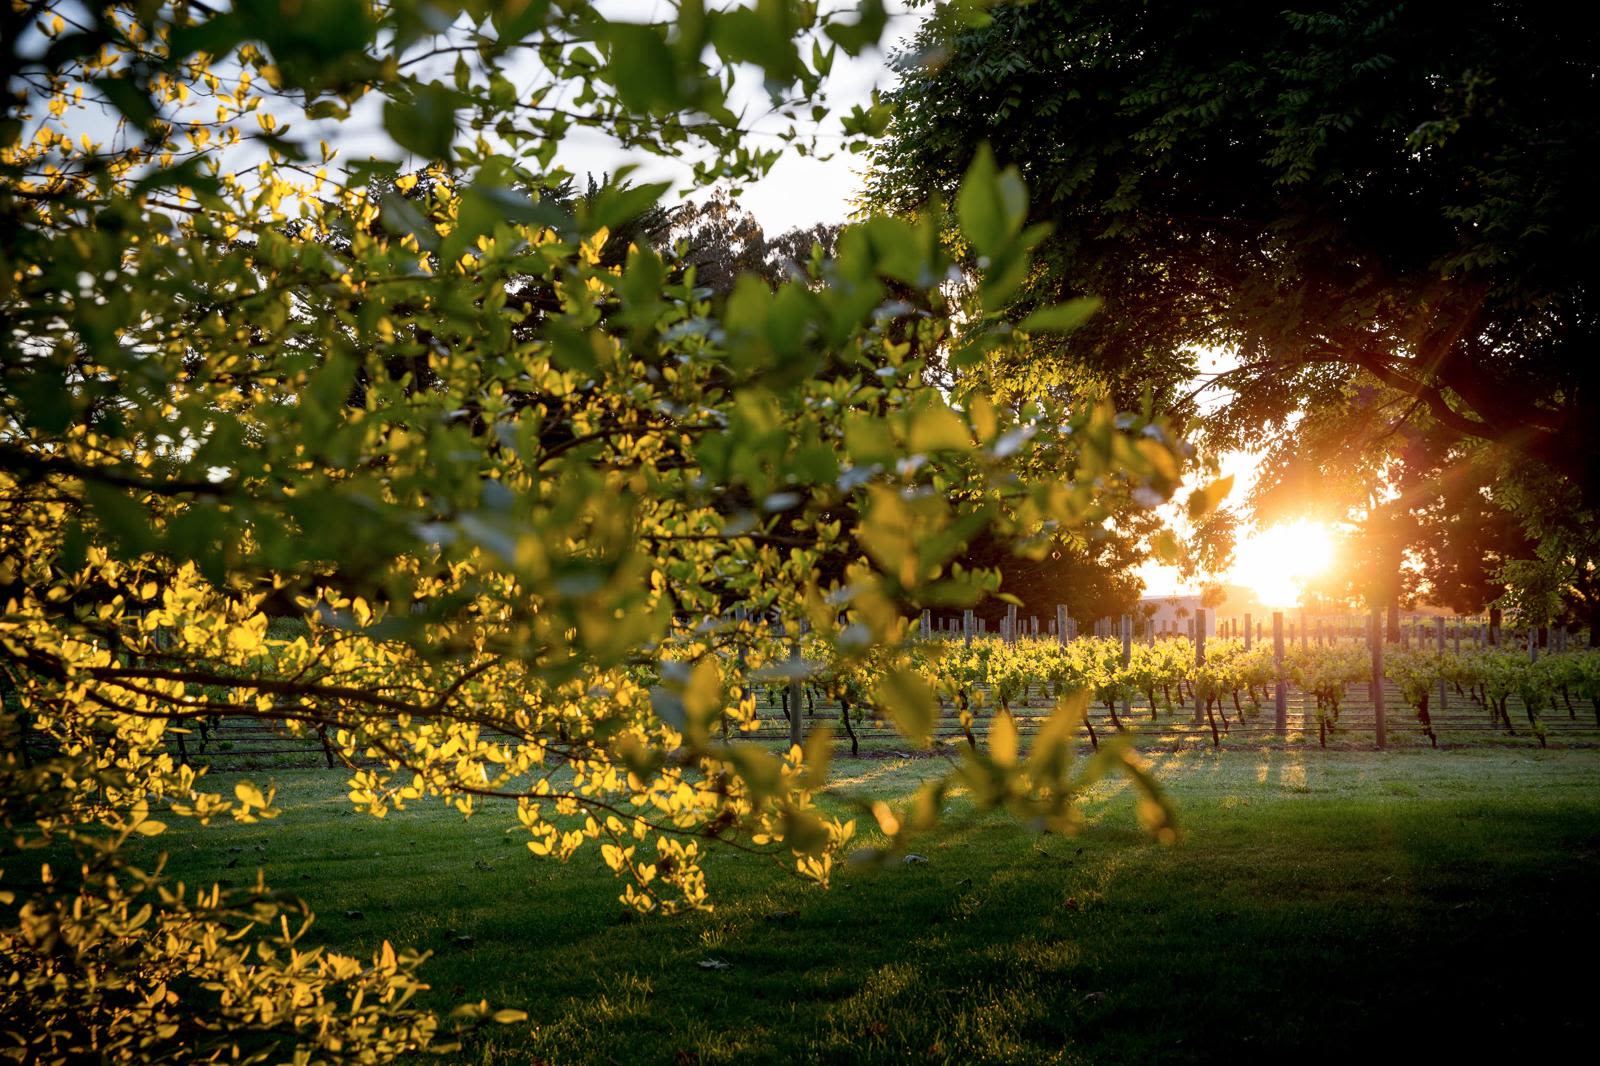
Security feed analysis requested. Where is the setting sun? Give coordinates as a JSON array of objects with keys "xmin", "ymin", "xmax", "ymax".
[{"xmin": 1230, "ymin": 520, "xmax": 1336, "ymax": 608}]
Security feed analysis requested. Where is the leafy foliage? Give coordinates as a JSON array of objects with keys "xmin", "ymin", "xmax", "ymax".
[{"xmin": 0, "ymin": 1, "xmax": 1191, "ymax": 1060}]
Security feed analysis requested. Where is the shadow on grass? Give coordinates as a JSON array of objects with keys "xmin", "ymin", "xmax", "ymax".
[{"xmin": 145, "ymin": 751, "xmax": 1600, "ymax": 1064}]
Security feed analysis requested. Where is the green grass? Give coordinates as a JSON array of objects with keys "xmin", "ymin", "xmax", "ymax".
[{"xmin": 148, "ymin": 749, "xmax": 1600, "ymax": 1064}]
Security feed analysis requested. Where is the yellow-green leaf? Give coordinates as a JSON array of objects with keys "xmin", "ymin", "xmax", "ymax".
[{"xmin": 873, "ymin": 668, "xmax": 937, "ymax": 748}]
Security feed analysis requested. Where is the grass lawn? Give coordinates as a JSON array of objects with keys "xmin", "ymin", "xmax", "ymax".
[{"xmin": 150, "ymin": 748, "xmax": 1600, "ymax": 1064}]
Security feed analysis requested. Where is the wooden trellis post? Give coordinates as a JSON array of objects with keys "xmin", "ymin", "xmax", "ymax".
[
  {"xmin": 1436, "ymin": 616, "xmax": 1447, "ymax": 713},
  {"xmin": 1244, "ymin": 612, "xmax": 1253, "ymax": 651},
  {"xmin": 1192, "ymin": 608, "xmax": 1207, "ymax": 725},
  {"xmin": 787, "ymin": 620, "xmax": 805, "ymax": 751},
  {"xmin": 920, "ymin": 608, "xmax": 930, "ymax": 639},
  {"xmin": 963, "ymin": 609, "xmax": 974, "ymax": 645},
  {"xmin": 1371, "ymin": 610, "xmax": 1387, "ymax": 749},
  {"xmin": 1121, "ymin": 615, "xmax": 1133, "ymax": 720},
  {"xmin": 1273, "ymin": 611, "xmax": 1287, "ymax": 738}
]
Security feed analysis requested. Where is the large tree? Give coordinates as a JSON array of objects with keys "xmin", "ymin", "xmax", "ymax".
[{"xmin": 869, "ymin": 0, "xmax": 1600, "ymax": 510}]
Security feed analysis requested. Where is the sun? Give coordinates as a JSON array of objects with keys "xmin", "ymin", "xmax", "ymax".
[{"xmin": 1230, "ymin": 519, "xmax": 1336, "ymax": 608}]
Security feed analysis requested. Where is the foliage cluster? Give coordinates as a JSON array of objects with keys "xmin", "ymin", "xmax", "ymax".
[{"xmin": 0, "ymin": 2, "xmax": 1212, "ymax": 1060}]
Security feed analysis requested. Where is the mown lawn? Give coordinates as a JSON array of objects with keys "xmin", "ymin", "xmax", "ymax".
[{"xmin": 152, "ymin": 749, "xmax": 1600, "ymax": 1064}]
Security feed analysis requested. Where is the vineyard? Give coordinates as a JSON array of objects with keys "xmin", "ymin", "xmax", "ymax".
[
  {"xmin": 171, "ymin": 622, "xmax": 1600, "ymax": 772},
  {"xmin": 754, "ymin": 628, "xmax": 1600, "ymax": 753}
]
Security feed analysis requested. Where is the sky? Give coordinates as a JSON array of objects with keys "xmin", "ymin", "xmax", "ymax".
[{"xmin": 557, "ymin": 2, "xmax": 921, "ymax": 232}]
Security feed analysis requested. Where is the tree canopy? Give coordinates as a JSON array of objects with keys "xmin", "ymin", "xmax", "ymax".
[{"xmin": 869, "ymin": 0, "xmax": 1600, "ymax": 618}]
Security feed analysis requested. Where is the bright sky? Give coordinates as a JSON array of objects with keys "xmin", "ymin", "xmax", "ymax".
[{"xmin": 559, "ymin": 3, "xmax": 920, "ymax": 231}]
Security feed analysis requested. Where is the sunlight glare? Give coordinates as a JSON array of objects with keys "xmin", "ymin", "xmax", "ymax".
[{"xmin": 1232, "ymin": 520, "xmax": 1335, "ymax": 607}]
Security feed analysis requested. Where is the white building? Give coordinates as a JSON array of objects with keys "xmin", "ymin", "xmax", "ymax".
[{"xmin": 1139, "ymin": 595, "xmax": 1217, "ymax": 638}]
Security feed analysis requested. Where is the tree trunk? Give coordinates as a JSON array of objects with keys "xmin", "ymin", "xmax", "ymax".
[{"xmin": 839, "ymin": 693, "xmax": 859, "ymax": 757}]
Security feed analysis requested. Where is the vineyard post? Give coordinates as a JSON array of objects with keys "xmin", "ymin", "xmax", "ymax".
[
  {"xmin": 920, "ymin": 609, "xmax": 930, "ymax": 639},
  {"xmin": 1436, "ymin": 616, "xmax": 1447, "ymax": 713},
  {"xmin": 730, "ymin": 607, "xmax": 749, "ymax": 740},
  {"xmin": 1120, "ymin": 615, "xmax": 1133, "ymax": 719},
  {"xmin": 1300, "ymin": 608, "xmax": 1307, "ymax": 649},
  {"xmin": 1006, "ymin": 602, "xmax": 1018, "ymax": 645},
  {"xmin": 1193, "ymin": 608, "xmax": 1207, "ymax": 725},
  {"xmin": 1371, "ymin": 611, "xmax": 1387, "ymax": 749},
  {"xmin": 1244, "ymin": 612, "xmax": 1253, "ymax": 651},
  {"xmin": 787, "ymin": 620, "xmax": 805, "ymax": 751},
  {"xmin": 1489, "ymin": 608, "xmax": 1502, "ymax": 646},
  {"xmin": 1453, "ymin": 617, "xmax": 1461, "ymax": 655},
  {"xmin": 1056, "ymin": 605, "xmax": 1067, "ymax": 647},
  {"xmin": 1529, "ymin": 627, "xmax": 1538, "ymax": 664},
  {"xmin": 963, "ymin": 609, "xmax": 974, "ymax": 645},
  {"xmin": 1273, "ymin": 611, "xmax": 1287, "ymax": 738}
]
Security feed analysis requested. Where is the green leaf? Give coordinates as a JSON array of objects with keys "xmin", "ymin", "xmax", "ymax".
[
  {"xmin": 84, "ymin": 483, "xmax": 157, "ymax": 558},
  {"xmin": 711, "ymin": 0, "xmax": 801, "ymax": 84},
  {"xmin": 582, "ymin": 178, "xmax": 671, "ymax": 232},
  {"xmin": 457, "ymin": 183, "xmax": 568, "ymax": 244},
  {"xmin": 957, "ymin": 144, "xmax": 1028, "ymax": 258},
  {"xmin": 303, "ymin": 353, "xmax": 355, "ymax": 434},
  {"xmin": 725, "ymin": 744, "xmax": 784, "ymax": 805},
  {"xmin": 1187, "ymin": 475, "xmax": 1235, "ymax": 520},
  {"xmin": 1019, "ymin": 296, "xmax": 1102, "ymax": 333},
  {"xmin": 605, "ymin": 23, "xmax": 680, "ymax": 112},
  {"xmin": 874, "ymin": 668, "xmax": 937, "ymax": 748},
  {"xmin": 383, "ymin": 82, "xmax": 458, "ymax": 159},
  {"xmin": 491, "ymin": 0, "xmax": 554, "ymax": 41},
  {"xmin": 990, "ymin": 709, "xmax": 1018, "ymax": 767},
  {"xmin": 824, "ymin": 0, "xmax": 889, "ymax": 54},
  {"xmin": 907, "ymin": 404, "xmax": 972, "ymax": 454},
  {"xmin": 1030, "ymin": 691, "xmax": 1089, "ymax": 782},
  {"xmin": 96, "ymin": 75, "xmax": 158, "ymax": 131}
]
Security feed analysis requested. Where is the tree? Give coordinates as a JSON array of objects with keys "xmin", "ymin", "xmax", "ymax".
[
  {"xmin": 667, "ymin": 187, "xmax": 843, "ymax": 295},
  {"xmin": 958, "ymin": 522, "xmax": 1150, "ymax": 626},
  {"xmin": 869, "ymin": 0, "xmax": 1600, "ymax": 508},
  {"xmin": 0, "ymin": 2, "xmax": 1196, "ymax": 1061}
]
